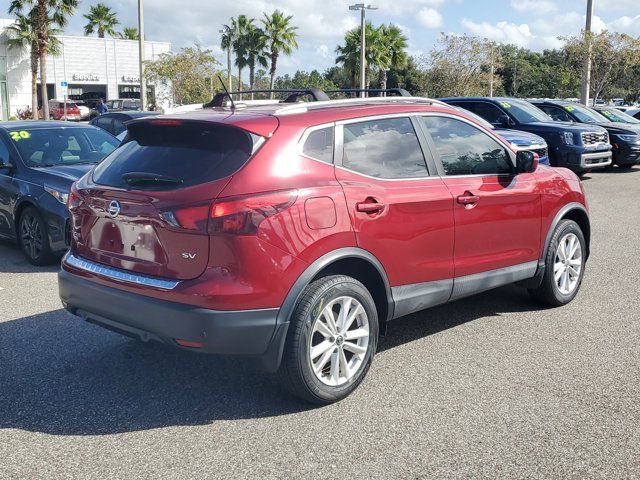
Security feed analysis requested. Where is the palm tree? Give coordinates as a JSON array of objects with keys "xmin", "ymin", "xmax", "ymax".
[
  {"xmin": 336, "ymin": 23, "xmax": 382, "ymax": 90},
  {"xmin": 376, "ymin": 24, "xmax": 408, "ymax": 91},
  {"xmin": 6, "ymin": 12, "xmax": 63, "ymax": 118},
  {"xmin": 242, "ymin": 24, "xmax": 268, "ymax": 98},
  {"xmin": 9, "ymin": 0, "xmax": 79, "ymax": 120},
  {"xmin": 83, "ymin": 3, "xmax": 119, "ymax": 38},
  {"xmin": 118, "ymin": 27, "xmax": 139, "ymax": 40},
  {"xmin": 5, "ymin": 13, "xmax": 38, "ymax": 117},
  {"xmin": 230, "ymin": 15, "xmax": 252, "ymax": 99},
  {"xmin": 220, "ymin": 24, "xmax": 234, "ymax": 91},
  {"xmin": 261, "ymin": 10, "xmax": 298, "ymax": 98}
]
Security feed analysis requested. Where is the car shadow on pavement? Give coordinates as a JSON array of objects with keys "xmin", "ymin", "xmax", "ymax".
[
  {"xmin": 0, "ymin": 240, "xmax": 61, "ymax": 274},
  {"xmin": 0, "ymin": 285, "xmax": 538, "ymax": 436}
]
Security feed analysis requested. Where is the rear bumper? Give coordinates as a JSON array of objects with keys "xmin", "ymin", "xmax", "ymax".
[{"xmin": 58, "ymin": 269, "xmax": 280, "ymax": 356}]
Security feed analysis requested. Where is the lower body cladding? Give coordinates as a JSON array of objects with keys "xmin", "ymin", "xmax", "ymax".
[{"xmin": 59, "ymin": 259, "xmax": 541, "ymax": 370}]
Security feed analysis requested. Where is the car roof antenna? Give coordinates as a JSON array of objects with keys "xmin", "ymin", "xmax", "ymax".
[{"xmin": 218, "ymin": 75, "xmax": 236, "ymax": 110}]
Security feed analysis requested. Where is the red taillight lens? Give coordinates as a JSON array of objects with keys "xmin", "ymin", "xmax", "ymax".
[
  {"xmin": 68, "ymin": 184, "xmax": 82, "ymax": 210},
  {"xmin": 208, "ymin": 190, "xmax": 297, "ymax": 235}
]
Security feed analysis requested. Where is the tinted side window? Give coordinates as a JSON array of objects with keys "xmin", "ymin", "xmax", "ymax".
[
  {"xmin": 540, "ymin": 105, "xmax": 572, "ymax": 122},
  {"xmin": 421, "ymin": 116, "xmax": 513, "ymax": 176},
  {"xmin": 0, "ymin": 138, "xmax": 10, "ymax": 165},
  {"xmin": 342, "ymin": 117, "xmax": 428, "ymax": 179},
  {"xmin": 303, "ymin": 127, "xmax": 334, "ymax": 163},
  {"xmin": 472, "ymin": 102, "xmax": 506, "ymax": 123},
  {"xmin": 95, "ymin": 117, "xmax": 113, "ymax": 133},
  {"xmin": 113, "ymin": 118, "xmax": 127, "ymax": 136}
]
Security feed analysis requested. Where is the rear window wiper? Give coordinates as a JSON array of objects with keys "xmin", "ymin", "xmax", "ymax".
[{"xmin": 122, "ymin": 172, "xmax": 184, "ymax": 186}]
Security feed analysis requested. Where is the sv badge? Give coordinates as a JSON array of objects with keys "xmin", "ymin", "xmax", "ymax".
[{"xmin": 181, "ymin": 253, "xmax": 197, "ymax": 260}]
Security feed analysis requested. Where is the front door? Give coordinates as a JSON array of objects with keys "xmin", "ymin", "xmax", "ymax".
[
  {"xmin": 0, "ymin": 134, "xmax": 19, "ymax": 237},
  {"xmin": 334, "ymin": 116, "xmax": 455, "ymax": 317},
  {"xmin": 419, "ymin": 115, "xmax": 541, "ymax": 283}
]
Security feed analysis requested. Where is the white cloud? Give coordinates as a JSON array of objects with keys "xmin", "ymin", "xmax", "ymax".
[
  {"xmin": 417, "ymin": 8, "xmax": 443, "ymax": 29},
  {"xmin": 316, "ymin": 44, "xmax": 330, "ymax": 59},
  {"xmin": 510, "ymin": 0, "xmax": 557, "ymax": 15},
  {"xmin": 461, "ymin": 19, "xmax": 532, "ymax": 47},
  {"xmin": 609, "ymin": 14, "xmax": 640, "ymax": 36}
]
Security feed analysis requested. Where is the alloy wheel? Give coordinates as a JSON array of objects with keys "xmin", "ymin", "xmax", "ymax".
[
  {"xmin": 554, "ymin": 232, "xmax": 583, "ymax": 295},
  {"xmin": 21, "ymin": 213, "xmax": 44, "ymax": 261},
  {"xmin": 308, "ymin": 296, "xmax": 370, "ymax": 387}
]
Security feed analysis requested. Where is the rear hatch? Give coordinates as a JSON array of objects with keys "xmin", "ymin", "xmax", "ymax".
[{"xmin": 71, "ymin": 117, "xmax": 275, "ymax": 280}]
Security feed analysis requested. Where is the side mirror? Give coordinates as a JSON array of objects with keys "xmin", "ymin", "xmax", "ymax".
[
  {"xmin": 516, "ymin": 151, "xmax": 538, "ymax": 174},
  {"xmin": 0, "ymin": 156, "xmax": 13, "ymax": 170},
  {"xmin": 497, "ymin": 115, "xmax": 513, "ymax": 128}
]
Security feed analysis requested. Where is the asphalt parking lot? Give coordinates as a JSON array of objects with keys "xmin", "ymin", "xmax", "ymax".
[{"xmin": 1, "ymin": 167, "xmax": 639, "ymax": 479}]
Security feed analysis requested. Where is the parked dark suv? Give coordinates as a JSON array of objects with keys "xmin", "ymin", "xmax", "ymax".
[
  {"xmin": 0, "ymin": 122, "xmax": 119, "ymax": 264},
  {"xmin": 531, "ymin": 100, "xmax": 640, "ymax": 168},
  {"xmin": 441, "ymin": 97, "xmax": 612, "ymax": 173},
  {"xmin": 59, "ymin": 95, "xmax": 591, "ymax": 404}
]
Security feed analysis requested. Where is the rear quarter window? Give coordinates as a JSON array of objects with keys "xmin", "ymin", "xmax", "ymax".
[{"xmin": 93, "ymin": 121, "xmax": 261, "ymax": 190}]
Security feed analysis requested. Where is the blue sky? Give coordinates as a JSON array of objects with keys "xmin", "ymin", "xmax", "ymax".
[{"xmin": 16, "ymin": 0, "xmax": 640, "ymax": 74}]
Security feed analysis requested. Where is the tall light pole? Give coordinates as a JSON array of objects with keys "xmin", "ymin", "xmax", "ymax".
[
  {"xmin": 489, "ymin": 42, "xmax": 495, "ymax": 97},
  {"xmin": 349, "ymin": 4, "xmax": 377, "ymax": 98},
  {"xmin": 220, "ymin": 28, "xmax": 232, "ymax": 92},
  {"xmin": 580, "ymin": 0, "xmax": 595, "ymax": 106},
  {"xmin": 138, "ymin": 0, "xmax": 147, "ymax": 109}
]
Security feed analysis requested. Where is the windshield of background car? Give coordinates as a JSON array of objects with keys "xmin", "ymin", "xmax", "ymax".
[
  {"xmin": 563, "ymin": 104, "xmax": 609, "ymax": 124},
  {"xmin": 500, "ymin": 100, "xmax": 553, "ymax": 124},
  {"xmin": 597, "ymin": 108, "xmax": 640, "ymax": 124},
  {"xmin": 8, "ymin": 127, "xmax": 119, "ymax": 167}
]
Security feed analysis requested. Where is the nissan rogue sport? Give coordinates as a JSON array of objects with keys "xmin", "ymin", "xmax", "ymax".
[{"xmin": 58, "ymin": 97, "xmax": 591, "ymax": 404}]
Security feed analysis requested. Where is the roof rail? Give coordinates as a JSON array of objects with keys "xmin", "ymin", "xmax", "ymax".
[
  {"xmin": 204, "ymin": 88, "xmax": 330, "ymax": 108},
  {"xmin": 324, "ymin": 88, "xmax": 412, "ymax": 97},
  {"xmin": 274, "ymin": 96, "xmax": 451, "ymax": 115}
]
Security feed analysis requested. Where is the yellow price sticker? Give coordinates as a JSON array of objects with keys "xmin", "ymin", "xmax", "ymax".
[
  {"xmin": 500, "ymin": 102, "xmax": 511, "ymax": 109},
  {"xmin": 564, "ymin": 105, "xmax": 575, "ymax": 112},
  {"xmin": 602, "ymin": 110, "xmax": 612, "ymax": 116},
  {"xmin": 9, "ymin": 130, "xmax": 31, "ymax": 141}
]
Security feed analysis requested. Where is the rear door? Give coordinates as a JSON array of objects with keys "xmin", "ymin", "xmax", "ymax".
[
  {"xmin": 71, "ymin": 119, "xmax": 272, "ymax": 280},
  {"xmin": 334, "ymin": 115, "xmax": 455, "ymax": 309},
  {"xmin": 419, "ymin": 114, "xmax": 541, "ymax": 279}
]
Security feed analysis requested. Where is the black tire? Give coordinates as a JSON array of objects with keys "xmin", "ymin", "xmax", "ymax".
[
  {"xmin": 529, "ymin": 219, "xmax": 586, "ymax": 307},
  {"xmin": 19, "ymin": 207, "xmax": 54, "ymax": 266},
  {"xmin": 278, "ymin": 275, "xmax": 379, "ymax": 405},
  {"xmin": 617, "ymin": 164, "xmax": 634, "ymax": 170}
]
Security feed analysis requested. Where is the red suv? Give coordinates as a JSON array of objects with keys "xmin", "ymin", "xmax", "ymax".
[{"xmin": 58, "ymin": 97, "xmax": 590, "ymax": 404}]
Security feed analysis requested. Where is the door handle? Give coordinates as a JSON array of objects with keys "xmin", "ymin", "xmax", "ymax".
[
  {"xmin": 457, "ymin": 192, "xmax": 480, "ymax": 205},
  {"xmin": 356, "ymin": 200, "xmax": 385, "ymax": 214}
]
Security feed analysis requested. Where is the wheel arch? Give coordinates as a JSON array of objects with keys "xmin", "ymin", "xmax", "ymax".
[
  {"xmin": 543, "ymin": 203, "xmax": 590, "ymax": 261},
  {"xmin": 260, "ymin": 248, "xmax": 395, "ymax": 372}
]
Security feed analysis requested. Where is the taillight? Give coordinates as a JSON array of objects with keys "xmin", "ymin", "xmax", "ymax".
[
  {"xmin": 162, "ymin": 204, "xmax": 210, "ymax": 231},
  {"xmin": 208, "ymin": 190, "xmax": 297, "ymax": 235},
  {"xmin": 68, "ymin": 183, "xmax": 82, "ymax": 210}
]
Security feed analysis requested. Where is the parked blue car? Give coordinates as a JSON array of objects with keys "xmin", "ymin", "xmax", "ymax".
[
  {"xmin": 0, "ymin": 122, "xmax": 120, "ymax": 264},
  {"xmin": 441, "ymin": 97, "xmax": 612, "ymax": 173}
]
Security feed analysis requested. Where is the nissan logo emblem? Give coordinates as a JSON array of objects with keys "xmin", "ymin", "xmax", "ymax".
[{"xmin": 107, "ymin": 200, "xmax": 121, "ymax": 218}]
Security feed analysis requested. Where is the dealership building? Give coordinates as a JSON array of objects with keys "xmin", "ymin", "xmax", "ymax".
[{"xmin": 0, "ymin": 18, "xmax": 171, "ymax": 120}]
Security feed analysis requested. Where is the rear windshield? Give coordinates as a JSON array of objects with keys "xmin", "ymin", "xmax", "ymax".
[{"xmin": 92, "ymin": 121, "xmax": 261, "ymax": 190}]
